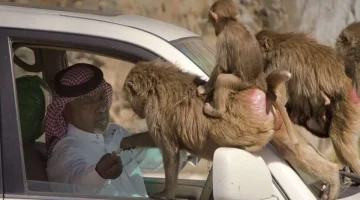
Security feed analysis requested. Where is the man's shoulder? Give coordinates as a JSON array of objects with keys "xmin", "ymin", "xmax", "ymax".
[
  {"xmin": 105, "ymin": 123, "xmax": 131, "ymax": 137},
  {"xmin": 55, "ymin": 136, "xmax": 78, "ymax": 148},
  {"xmin": 49, "ymin": 136, "xmax": 82, "ymax": 161}
]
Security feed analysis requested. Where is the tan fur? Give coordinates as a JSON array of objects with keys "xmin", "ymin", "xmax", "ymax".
[
  {"xmin": 198, "ymin": 0, "xmax": 267, "ymax": 118},
  {"xmin": 272, "ymin": 123, "xmax": 340, "ymax": 200},
  {"xmin": 336, "ymin": 21, "xmax": 360, "ymax": 97},
  {"xmin": 273, "ymin": 87, "xmax": 340, "ymax": 200},
  {"xmin": 334, "ymin": 21, "xmax": 360, "ymax": 168},
  {"xmin": 123, "ymin": 60, "xmax": 288, "ymax": 199},
  {"xmin": 123, "ymin": 60, "xmax": 341, "ymax": 200},
  {"xmin": 256, "ymin": 29, "xmax": 360, "ymax": 176},
  {"xmin": 202, "ymin": 0, "xmax": 298, "ymax": 144},
  {"xmin": 256, "ymin": 29, "xmax": 347, "ymax": 102}
]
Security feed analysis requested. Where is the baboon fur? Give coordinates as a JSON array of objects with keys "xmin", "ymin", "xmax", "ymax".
[
  {"xmin": 256, "ymin": 29, "xmax": 360, "ymax": 176},
  {"xmin": 334, "ymin": 21, "xmax": 360, "ymax": 166},
  {"xmin": 198, "ymin": 0, "xmax": 267, "ymax": 118},
  {"xmin": 272, "ymin": 123, "xmax": 340, "ymax": 200},
  {"xmin": 122, "ymin": 60, "xmax": 340, "ymax": 200},
  {"xmin": 336, "ymin": 21, "xmax": 360, "ymax": 98}
]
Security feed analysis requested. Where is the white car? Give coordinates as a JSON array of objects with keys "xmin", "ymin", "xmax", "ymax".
[{"xmin": 0, "ymin": 2, "xmax": 358, "ymax": 200}]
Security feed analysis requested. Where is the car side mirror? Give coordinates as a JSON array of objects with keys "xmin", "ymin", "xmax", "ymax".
[{"xmin": 212, "ymin": 147, "xmax": 273, "ymax": 200}]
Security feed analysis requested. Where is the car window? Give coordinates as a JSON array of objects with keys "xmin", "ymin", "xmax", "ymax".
[
  {"xmin": 13, "ymin": 47, "xmax": 42, "ymax": 78},
  {"xmin": 172, "ymin": 38, "xmax": 216, "ymax": 77},
  {"xmin": 12, "ymin": 45, "xmax": 209, "ymax": 200}
]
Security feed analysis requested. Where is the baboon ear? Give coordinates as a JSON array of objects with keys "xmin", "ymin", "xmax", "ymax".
[
  {"xmin": 263, "ymin": 37, "xmax": 271, "ymax": 51},
  {"xmin": 210, "ymin": 10, "xmax": 219, "ymax": 22},
  {"xmin": 339, "ymin": 32, "xmax": 350, "ymax": 44},
  {"xmin": 343, "ymin": 31, "xmax": 357, "ymax": 45},
  {"xmin": 125, "ymin": 81, "xmax": 138, "ymax": 96}
]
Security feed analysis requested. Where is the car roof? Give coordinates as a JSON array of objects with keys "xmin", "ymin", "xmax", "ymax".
[{"xmin": 0, "ymin": 2, "xmax": 199, "ymax": 42}]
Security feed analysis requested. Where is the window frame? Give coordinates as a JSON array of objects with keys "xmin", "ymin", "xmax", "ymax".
[{"xmin": 0, "ymin": 27, "xmax": 164, "ymax": 199}]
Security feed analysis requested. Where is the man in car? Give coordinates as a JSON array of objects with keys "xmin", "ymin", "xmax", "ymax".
[{"xmin": 45, "ymin": 63, "xmax": 189, "ymax": 197}]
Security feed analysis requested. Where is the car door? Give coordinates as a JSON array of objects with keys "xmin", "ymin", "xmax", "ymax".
[
  {"xmin": 0, "ymin": 27, "xmax": 212, "ymax": 200},
  {"xmin": 0, "ymin": 27, "xmax": 157, "ymax": 200}
]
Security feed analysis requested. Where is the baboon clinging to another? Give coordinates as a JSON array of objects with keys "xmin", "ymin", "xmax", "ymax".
[
  {"xmin": 294, "ymin": 90, "xmax": 332, "ymax": 135},
  {"xmin": 256, "ymin": 29, "xmax": 360, "ymax": 175},
  {"xmin": 197, "ymin": 0, "xmax": 298, "ymax": 144},
  {"xmin": 121, "ymin": 60, "xmax": 340, "ymax": 200},
  {"xmin": 197, "ymin": 0, "xmax": 267, "ymax": 118}
]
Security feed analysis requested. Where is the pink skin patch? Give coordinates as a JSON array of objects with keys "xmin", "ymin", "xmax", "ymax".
[
  {"xmin": 349, "ymin": 87, "xmax": 360, "ymax": 104},
  {"xmin": 246, "ymin": 88, "xmax": 280, "ymax": 128}
]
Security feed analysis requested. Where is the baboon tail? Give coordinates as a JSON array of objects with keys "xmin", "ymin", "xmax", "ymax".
[
  {"xmin": 266, "ymin": 69, "xmax": 291, "ymax": 96},
  {"xmin": 266, "ymin": 70, "xmax": 299, "ymax": 145}
]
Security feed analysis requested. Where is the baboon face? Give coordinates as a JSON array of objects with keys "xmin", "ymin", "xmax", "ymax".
[
  {"xmin": 123, "ymin": 88, "xmax": 146, "ymax": 119},
  {"xmin": 123, "ymin": 65, "xmax": 150, "ymax": 119},
  {"xmin": 336, "ymin": 22, "xmax": 360, "ymax": 61}
]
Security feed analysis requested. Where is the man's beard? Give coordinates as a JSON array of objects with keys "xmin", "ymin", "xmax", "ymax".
[{"xmin": 94, "ymin": 115, "xmax": 109, "ymax": 134}]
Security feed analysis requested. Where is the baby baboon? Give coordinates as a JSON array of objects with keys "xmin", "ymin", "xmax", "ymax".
[
  {"xmin": 197, "ymin": 0, "xmax": 298, "ymax": 144},
  {"xmin": 122, "ymin": 60, "xmax": 340, "ymax": 200},
  {"xmin": 197, "ymin": 0, "xmax": 267, "ymax": 118},
  {"xmin": 256, "ymin": 29, "xmax": 360, "ymax": 174},
  {"xmin": 290, "ymin": 92, "xmax": 332, "ymax": 137}
]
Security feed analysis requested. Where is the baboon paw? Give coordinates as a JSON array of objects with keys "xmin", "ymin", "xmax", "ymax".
[
  {"xmin": 150, "ymin": 191, "xmax": 174, "ymax": 200},
  {"xmin": 203, "ymin": 103, "xmax": 222, "ymax": 118},
  {"xmin": 244, "ymin": 145, "xmax": 263, "ymax": 153},
  {"xmin": 324, "ymin": 99, "xmax": 330, "ymax": 105},
  {"xmin": 197, "ymin": 85, "xmax": 206, "ymax": 96},
  {"xmin": 319, "ymin": 183, "xmax": 330, "ymax": 200},
  {"xmin": 320, "ymin": 194, "xmax": 328, "ymax": 200}
]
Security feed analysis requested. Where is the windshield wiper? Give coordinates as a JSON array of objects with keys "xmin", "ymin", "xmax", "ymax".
[
  {"xmin": 340, "ymin": 171, "xmax": 360, "ymax": 185},
  {"xmin": 340, "ymin": 166, "xmax": 360, "ymax": 186}
]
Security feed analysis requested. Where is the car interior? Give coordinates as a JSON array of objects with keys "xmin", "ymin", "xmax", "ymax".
[{"xmin": 12, "ymin": 44, "xmax": 214, "ymax": 200}]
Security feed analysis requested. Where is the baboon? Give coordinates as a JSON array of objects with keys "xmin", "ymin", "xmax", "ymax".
[
  {"xmin": 196, "ymin": 0, "xmax": 297, "ymax": 144},
  {"xmin": 335, "ymin": 21, "xmax": 360, "ymax": 169},
  {"xmin": 122, "ymin": 60, "xmax": 340, "ymax": 200},
  {"xmin": 256, "ymin": 29, "xmax": 360, "ymax": 175},
  {"xmin": 290, "ymin": 92, "xmax": 332, "ymax": 136},
  {"xmin": 336, "ymin": 21, "xmax": 360, "ymax": 98},
  {"xmin": 196, "ymin": 0, "xmax": 267, "ymax": 118}
]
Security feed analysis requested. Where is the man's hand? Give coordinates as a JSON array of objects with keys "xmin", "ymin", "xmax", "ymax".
[
  {"xmin": 95, "ymin": 152, "xmax": 123, "ymax": 179},
  {"xmin": 120, "ymin": 136, "xmax": 136, "ymax": 150}
]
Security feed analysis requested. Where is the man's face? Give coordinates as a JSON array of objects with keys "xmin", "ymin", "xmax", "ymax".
[{"xmin": 65, "ymin": 89, "xmax": 110, "ymax": 134}]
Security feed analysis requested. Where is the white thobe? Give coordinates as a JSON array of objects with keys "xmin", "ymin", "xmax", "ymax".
[{"xmin": 46, "ymin": 123, "xmax": 189, "ymax": 198}]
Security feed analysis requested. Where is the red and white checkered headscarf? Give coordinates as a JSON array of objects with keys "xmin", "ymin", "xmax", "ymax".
[{"xmin": 45, "ymin": 63, "xmax": 113, "ymax": 159}]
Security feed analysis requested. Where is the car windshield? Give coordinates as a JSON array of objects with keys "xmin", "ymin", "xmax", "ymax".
[{"xmin": 171, "ymin": 37, "xmax": 216, "ymax": 76}]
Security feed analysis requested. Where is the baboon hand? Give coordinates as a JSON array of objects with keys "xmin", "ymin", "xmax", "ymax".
[
  {"xmin": 196, "ymin": 85, "xmax": 207, "ymax": 96},
  {"xmin": 119, "ymin": 136, "xmax": 136, "ymax": 151},
  {"xmin": 150, "ymin": 191, "xmax": 175, "ymax": 200}
]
